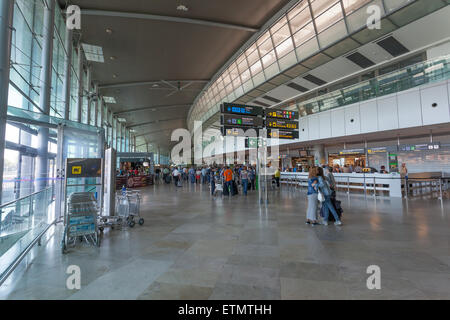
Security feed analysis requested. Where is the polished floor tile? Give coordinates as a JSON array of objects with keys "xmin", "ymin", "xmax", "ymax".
[{"xmin": 0, "ymin": 183, "xmax": 449, "ymax": 300}]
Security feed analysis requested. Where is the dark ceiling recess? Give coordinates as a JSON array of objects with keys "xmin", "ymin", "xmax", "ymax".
[
  {"xmin": 303, "ymin": 74, "xmax": 327, "ymax": 86},
  {"xmin": 377, "ymin": 36, "xmax": 409, "ymax": 57},
  {"xmin": 262, "ymin": 95, "xmax": 282, "ymax": 103},
  {"xmin": 253, "ymin": 100, "xmax": 271, "ymax": 107},
  {"xmin": 346, "ymin": 52, "xmax": 375, "ymax": 68},
  {"xmin": 286, "ymin": 82, "xmax": 308, "ymax": 92}
]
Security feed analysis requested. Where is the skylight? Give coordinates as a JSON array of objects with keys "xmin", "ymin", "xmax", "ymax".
[
  {"xmin": 81, "ymin": 43, "xmax": 104, "ymax": 63},
  {"xmin": 103, "ymin": 96, "xmax": 116, "ymax": 104}
]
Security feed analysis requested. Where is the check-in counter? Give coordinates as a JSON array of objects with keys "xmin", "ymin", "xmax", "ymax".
[{"xmin": 280, "ymin": 172, "xmax": 402, "ymax": 197}]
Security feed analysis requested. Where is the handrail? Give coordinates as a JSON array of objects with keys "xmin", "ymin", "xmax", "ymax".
[
  {"xmin": 0, "ymin": 219, "xmax": 57, "ymax": 287},
  {"xmin": 294, "ymin": 55, "xmax": 450, "ymax": 116},
  {"xmin": 0, "ymin": 186, "xmax": 57, "ymax": 287},
  {"xmin": 0, "ymin": 186, "xmax": 53, "ymax": 209}
]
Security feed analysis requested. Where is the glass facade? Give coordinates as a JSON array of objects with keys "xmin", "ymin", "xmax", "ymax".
[
  {"xmin": 3, "ymin": 0, "xmax": 132, "ymax": 205},
  {"xmin": 187, "ymin": 0, "xmax": 417, "ymax": 130}
]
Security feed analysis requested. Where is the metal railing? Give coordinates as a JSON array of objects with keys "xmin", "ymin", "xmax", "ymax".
[
  {"xmin": 280, "ymin": 173, "xmax": 449, "ymax": 199},
  {"xmin": 294, "ymin": 55, "xmax": 450, "ymax": 116},
  {"xmin": 0, "ymin": 186, "xmax": 56, "ymax": 286}
]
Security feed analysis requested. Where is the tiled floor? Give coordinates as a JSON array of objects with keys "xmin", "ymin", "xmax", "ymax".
[{"xmin": 0, "ymin": 182, "xmax": 449, "ymax": 300}]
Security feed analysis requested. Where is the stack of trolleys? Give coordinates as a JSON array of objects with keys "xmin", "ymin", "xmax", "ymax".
[
  {"xmin": 62, "ymin": 192, "xmax": 100, "ymax": 254},
  {"xmin": 115, "ymin": 189, "xmax": 144, "ymax": 228}
]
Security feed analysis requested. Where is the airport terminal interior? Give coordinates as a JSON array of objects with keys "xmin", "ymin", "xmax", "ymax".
[{"xmin": 0, "ymin": 0, "xmax": 449, "ymax": 300}]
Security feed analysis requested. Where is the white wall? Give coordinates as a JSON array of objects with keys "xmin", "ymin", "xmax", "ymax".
[{"xmin": 298, "ymin": 80, "xmax": 450, "ymax": 143}]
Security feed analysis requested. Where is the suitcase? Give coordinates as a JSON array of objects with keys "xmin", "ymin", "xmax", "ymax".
[{"xmin": 231, "ymin": 180, "xmax": 239, "ymax": 196}]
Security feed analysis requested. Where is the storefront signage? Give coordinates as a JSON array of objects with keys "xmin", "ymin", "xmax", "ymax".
[
  {"xmin": 399, "ymin": 143, "xmax": 441, "ymax": 152},
  {"xmin": 339, "ymin": 149, "xmax": 365, "ymax": 155}
]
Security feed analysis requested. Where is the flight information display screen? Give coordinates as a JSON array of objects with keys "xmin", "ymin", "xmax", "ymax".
[
  {"xmin": 266, "ymin": 119, "xmax": 298, "ymax": 130},
  {"xmin": 267, "ymin": 129, "xmax": 299, "ymax": 139},
  {"xmin": 221, "ymin": 103, "xmax": 264, "ymax": 116},
  {"xmin": 221, "ymin": 114, "xmax": 264, "ymax": 128},
  {"xmin": 265, "ymin": 109, "xmax": 299, "ymax": 120}
]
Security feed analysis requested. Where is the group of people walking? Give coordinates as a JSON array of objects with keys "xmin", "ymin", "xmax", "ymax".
[{"xmin": 306, "ymin": 165, "xmax": 343, "ymax": 226}]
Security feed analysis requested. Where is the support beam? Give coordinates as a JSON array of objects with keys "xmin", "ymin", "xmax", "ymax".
[
  {"xmin": 0, "ymin": 0, "xmax": 14, "ymax": 203},
  {"xmin": 127, "ymin": 117, "xmax": 185, "ymax": 129},
  {"xmin": 114, "ymin": 104, "xmax": 191, "ymax": 116},
  {"xmin": 98, "ymin": 79, "xmax": 209, "ymax": 90},
  {"xmin": 135, "ymin": 128, "xmax": 173, "ymax": 138},
  {"xmin": 36, "ymin": 0, "xmax": 55, "ymax": 192},
  {"xmin": 82, "ymin": 9, "xmax": 259, "ymax": 33}
]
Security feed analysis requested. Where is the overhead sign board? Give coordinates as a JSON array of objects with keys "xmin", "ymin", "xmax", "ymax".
[
  {"xmin": 265, "ymin": 119, "xmax": 298, "ymax": 130},
  {"xmin": 221, "ymin": 114, "xmax": 264, "ymax": 128},
  {"xmin": 220, "ymin": 103, "xmax": 264, "ymax": 117},
  {"xmin": 265, "ymin": 109, "xmax": 299, "ymax": 120},
  {"xmin": 267, "ymin": 129, "xmax": 299, "ymax": 140},
  {"xmin": 221, "ymin": 126, "xmax": 259, "ymax": 137}
]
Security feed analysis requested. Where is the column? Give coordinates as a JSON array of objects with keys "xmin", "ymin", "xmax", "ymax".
[
  {"xmin": 312, "ymin": 144, "xmax": 326, "ymax": 166},
  {"xmin": 36, "ymin": 0, "xmax": 55, "ymax": 191},
  {"xmin": 0, "ymin": 0, "xmax": 14, "ymax": 203},
  {"xmin": 86, "ymin": 65, "xmax": 91, "ymax": 125},
  {"xmin": 157, "ymin": 146, "xmax": 161, "ymax": 165},
  {"xmin": 62, "ymin": 28, "xmax": 73, "ymax": 120},
  {"xmin": 76, "ymin": 44, "xmax": 83, "ymax": 122}
]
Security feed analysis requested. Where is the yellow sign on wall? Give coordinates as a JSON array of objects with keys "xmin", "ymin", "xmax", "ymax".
[{"xmin": 72, "ymin": 166, "xmax": 82, "ymax": 175}]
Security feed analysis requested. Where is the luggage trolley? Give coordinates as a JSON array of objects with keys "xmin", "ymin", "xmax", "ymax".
[
  {"xmin": 115, "ymin": 190, "xmax": 144, "ymax": 228},
  {"xmin": 61, "ymin": 158, "xmax": 103, "ymax": 254}
]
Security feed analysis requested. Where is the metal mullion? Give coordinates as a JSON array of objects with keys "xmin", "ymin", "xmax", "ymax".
[
  {"xmin": 338, "ymin": 0, "xmax": 350, "ymax": 35},
  {"xmin": 268, "ymin": 21, "xmax": 282, "ymax": 72},
  {"xmin": 307, "ymin": 0, "xmax": 321, "ymax": 50},
  {"xmin": 286, "ymin": 11, "xmax": 300, "ymax": 63}
]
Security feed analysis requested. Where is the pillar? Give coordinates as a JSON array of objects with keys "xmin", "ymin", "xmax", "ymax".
[
  {"xmin": 76, "ymin": 44, "xmax": 83, "ymax": 123},
  {"xmin": 36, "ymin": 0, "xmax": 55, "ymax": 191},
  {"xmin": 0, "ymin": 0, "xmax": 14, "ymax": 203},
  {"xmin": 312, "ymin": 144, "xmax": 326, "ymax": 166},
  {"xmin": 62, "ymin": 28, "xmax": 73, "ymax": 120}
]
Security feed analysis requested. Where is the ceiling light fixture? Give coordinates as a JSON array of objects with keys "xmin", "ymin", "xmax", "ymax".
[
  {"xmin": 103, "ymin": 96, "xmax": 116, "ymax": 104},
  {"xmin": 112, "ymin": 74, "xmax": 118, "ymax": 78},
  {"xmin": 177, "ymin": 4, "xmax": 189, "ymax": 12},
  {"xmin": 110, "ymin": 56, "xmax": 116, "ymax": 61},
  {"xmin": 106, "ymin": 28, "xmax": 113, "ymax": 34}
]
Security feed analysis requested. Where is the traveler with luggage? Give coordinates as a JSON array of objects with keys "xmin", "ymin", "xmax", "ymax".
[
  {"xmin": 317, "ymin": 167, "xmax": 342, "ymax": 226},
  {"xmin": 306, "ymin": 166, "xmax": 320, "ymax": 226}
]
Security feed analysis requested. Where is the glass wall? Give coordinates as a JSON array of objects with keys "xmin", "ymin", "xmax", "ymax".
[{"xmin": 188, "ymin": 0, "xmax": 417, "ymax": 130}]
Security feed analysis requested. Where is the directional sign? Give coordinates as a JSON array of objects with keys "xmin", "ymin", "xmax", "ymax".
[
  {"xmin": 221, "ymin": 126, "xmax": 259, "ymax": 137},
  {"xmin": 265, "ymin": 109, "xmax": 299, "ymax": 120},
  {"xmin": 221, "ymin": 114, "xmax": 264, "ymax": 128},
  {"xmin": 267, "ymin": 129, "xmax": 299, "ymax": 140},
  {"xmin": 265, "ymin": 119, "xmax": 298, "ymax": 130},
  {"xmin": 221, "ymin": 103, "xmax": 264, "ymax": 116}
]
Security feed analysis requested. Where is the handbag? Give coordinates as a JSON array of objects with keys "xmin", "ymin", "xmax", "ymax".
[{"xmin": 317, "ymin": 190, "xmax": 325, "ymax": 202}]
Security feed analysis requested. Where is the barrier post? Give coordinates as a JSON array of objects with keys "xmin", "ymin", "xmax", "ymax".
[
  {"xmin": 373, "ymin": 177, "xmax": 376, "ymax": 197},
  {"xmin": 347, "ymin": 176, "xmax": 350, "ymax": 194},
  {"xmin": 438, "ymin": 178, "xmax": 443, "ymax": 200}
]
